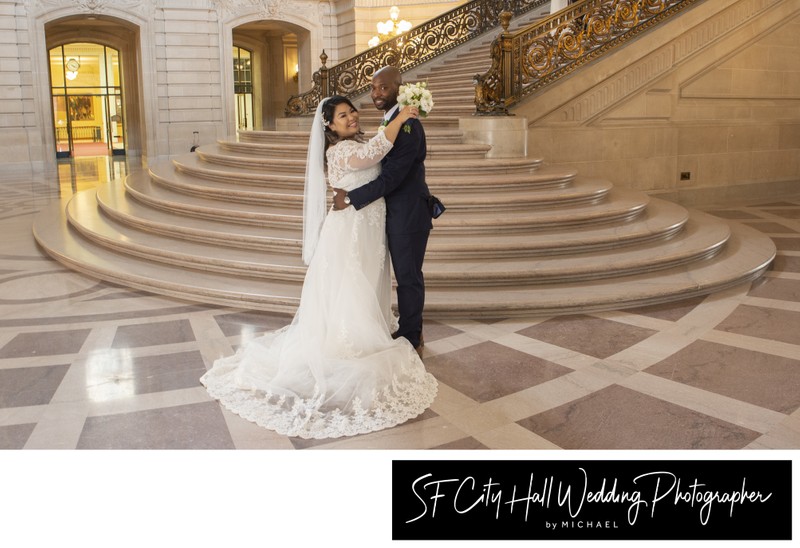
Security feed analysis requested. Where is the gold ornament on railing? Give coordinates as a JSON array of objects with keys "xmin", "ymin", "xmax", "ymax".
[
  {"xmin": 286, "ymin": 0, "xmax": 550, "ymax": 116},
  {"xmin": 475, "ymin": 0, "xmax": 700, "ymax": 115}
]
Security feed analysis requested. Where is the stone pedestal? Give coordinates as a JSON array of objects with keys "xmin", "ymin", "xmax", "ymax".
[{"xmin": 458, "ymin": 116, "xmax": 528, "ymax": 158}]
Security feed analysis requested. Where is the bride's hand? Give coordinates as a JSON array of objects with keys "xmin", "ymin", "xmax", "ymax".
[{"xmin": 397, "ymin": 106, "xmax": 419, "ymax": 123}]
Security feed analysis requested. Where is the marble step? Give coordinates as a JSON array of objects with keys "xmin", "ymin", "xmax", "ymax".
[
  {"xmin": 423, "ymin": 213, "xmax": 731, "ymax": 286},
  {"xmin": 94, "ymin": 182, "xmax": 302, "ymax": 254},
  {"xmin": 432, "ymin": 188, "xmax": 650, "ymax": 233},
  {"xmin": 417, "ymin": 60, "xmax": 490, "ymax": 77},
  {"xmin": 141, "ymin": 165, "xmax": 602, "ymax": 212},
  {"xmin": 148, "ymin": 165, "xmax": 305, "ymax": 208},
  {"xmin": 171, "ymin": 154, "xmax": 304, "ymax": 188},
  {"xmin": 127, "ymin": 172, "xmax": 647, "ymax": 234},
  {"xmin": 161, "ymin": 166, "xmax": 586, "ymax": 211},
  {"xmin": 33, "ymin": 200, "xmax": 775, "ymax": 318},
  {"xmin": 193, "ymin": 145, "xmax": 543, "ymax": 175},
  {"xmin": 238, "ymin": 128, "xmax": 466, "ymax": 145},
  {"xmin": 124, "ymin": 173, "xmax": 299, "ymax": 228},
  {"xmin": 68, "ymin": 191, "xmax": 307, "ymax": 282},
  {"xmin": 33, "ymin": 204, "xmax": 302, "ymax": 314},
  {"xmin": 215, "ymin": 139, "xmax": 493, "ymax": 160},
  {"xmin": 93, "ymin": 180, "xmax": 689, "ymax": 259},
  {"xmin": 441, "ymin": 177, "xmax": 610, "ymax": 210},
  {"xmin": 423, "ymin": 222, "xmax": 775, "ymax": 317},
  {"xmin": 416, "ymin": 72, "xmax": 480, "ymax": 85},
  {"xmin": 64, "ymin": 190, "xmax": 730, "ymax": 287},
  {"xmin": 166, "ymin": 154, "xmax": 566, "ymax": 192},
  {"xmin": 427, "ymin": 198, "xmax": 689, "ymax": 258}
]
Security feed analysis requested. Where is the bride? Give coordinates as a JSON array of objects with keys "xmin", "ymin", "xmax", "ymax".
[{"xmin": 201, "ymin": 96, "xmax": 438, "ymax": 439}]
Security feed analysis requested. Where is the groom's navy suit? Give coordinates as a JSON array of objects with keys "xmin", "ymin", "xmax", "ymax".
[{"xmin": 346, "ymin": 112, "xmax": 431, "ymax": 348}]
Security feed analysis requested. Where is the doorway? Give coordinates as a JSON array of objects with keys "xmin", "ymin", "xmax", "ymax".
[
  {"xmin": 50, "ymin": 43, "xmax": 125, "ymax": 158},
  {"xmin": 233, "ymin": 46, "xmax": 254, "ymax": 131}
]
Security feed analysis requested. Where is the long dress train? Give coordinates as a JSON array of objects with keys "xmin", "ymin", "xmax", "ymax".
[{"xmin": 200, "ymin": 131, "xmax": 438, "ymax": 439}]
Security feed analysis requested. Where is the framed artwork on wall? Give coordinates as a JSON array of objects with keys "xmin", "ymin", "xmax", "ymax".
[{"xmin": 68, "ymin": 96, "xmax": 94, "ymax": 121}]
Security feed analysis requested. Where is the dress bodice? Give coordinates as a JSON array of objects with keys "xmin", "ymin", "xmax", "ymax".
[{"xmin": 326, "ymin": 131, "xmax": 392, "ymax": 191}]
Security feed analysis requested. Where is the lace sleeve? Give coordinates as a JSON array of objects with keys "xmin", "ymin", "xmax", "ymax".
[{"xmin": 326, "ymin": 131, "xmax": 393, "ymax": 179}]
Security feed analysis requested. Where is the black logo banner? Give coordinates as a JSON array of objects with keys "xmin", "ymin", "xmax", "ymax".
[{"xmin": 392, "ymin": 460, "xmax": 791, "ymax": 540}]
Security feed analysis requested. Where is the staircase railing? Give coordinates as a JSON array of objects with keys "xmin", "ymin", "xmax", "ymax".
[
  {"xmin": 474, "ymin": 0, "xmax": 702, "ymax": 114},
  {"xmin": 285, "ymin": 0, "xmax": 549, "ymax": 116}
]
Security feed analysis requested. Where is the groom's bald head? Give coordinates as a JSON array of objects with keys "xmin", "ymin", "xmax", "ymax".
[{"xmin": 371, "ymin": 66, "xmax": 402, "ymax": 112}]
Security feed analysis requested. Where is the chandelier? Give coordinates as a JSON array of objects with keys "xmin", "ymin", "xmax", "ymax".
[{"xmin": 368, "ymin": 6, "xmax": 412, "ymax": 48}]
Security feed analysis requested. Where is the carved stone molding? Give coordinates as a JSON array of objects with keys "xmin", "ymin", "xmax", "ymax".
[
  {"xmin": 29, "ymin": 0, "xmax": 150, "ymax": 18},
  {"xmin": 210, "ymin": 0, "xmax": 324, "ymax": 22}
]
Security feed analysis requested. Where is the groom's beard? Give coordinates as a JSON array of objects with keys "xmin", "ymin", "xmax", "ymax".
[{"xmin": 373, "ymin": 97, "xmax": 398, "ymax": 111}]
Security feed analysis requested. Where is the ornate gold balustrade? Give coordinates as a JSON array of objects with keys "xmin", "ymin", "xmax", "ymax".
[
  {"xmin": 475, "ymin": 0, "xmax": 701, "ymax": 114},
  {"xmin": 285, "ymin": 0, "xmax": 549, "ymax": 116}
]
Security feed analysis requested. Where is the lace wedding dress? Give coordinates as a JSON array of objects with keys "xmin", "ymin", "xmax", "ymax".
[{"xmin": 201, "ymin": 131, "xmax": 438, "ymax": 439}]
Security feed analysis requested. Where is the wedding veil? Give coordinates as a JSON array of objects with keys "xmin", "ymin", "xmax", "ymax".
[{"xmin": 302, "ymin": 97, "xmax": 330, "ymax": 265}]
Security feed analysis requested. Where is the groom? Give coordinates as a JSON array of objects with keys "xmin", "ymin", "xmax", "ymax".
[{"xmin": 332, "ymin": 66, "xmax": 432, "ymax": 353}]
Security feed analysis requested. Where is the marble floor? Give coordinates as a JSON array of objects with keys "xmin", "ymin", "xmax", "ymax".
[{"xmin": 1, "ymin": 156, "xmax": 798, "ymax": 545}]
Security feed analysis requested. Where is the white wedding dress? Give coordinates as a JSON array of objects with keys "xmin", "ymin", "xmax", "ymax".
[{"xmin": 201, "ymin": 131, "xmax": 438, "ymax": 439}]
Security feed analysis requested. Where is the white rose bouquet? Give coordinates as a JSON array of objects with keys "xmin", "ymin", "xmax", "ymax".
[{"xmin": 398, "ymin": 82, "xmax": 434, "ymax": 117}]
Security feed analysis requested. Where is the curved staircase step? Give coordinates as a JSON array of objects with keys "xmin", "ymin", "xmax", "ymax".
[
  {"xmin": 93, "ymin": 181, "xmax": 688, "ymax": 261},
  {"xmin": 427, "ymin": 165, "xmax": 575, "ymax": 190},
  {"xmin": 215, "ymin": 140, "xmax": 493, "ymax": 160},
  {"xmin": 33, "ymin": 203, "xmax": 303, "ymax": 313},
  {"xmin": 423, "ymin": 222, "xmax": 775, "ymax": 317},
  {"xmin": 239, "ymin": 128, "xmax": 466, "ymax": 145},
  {"xmin": 171, "ymin": 154, "xmax": 304, "ymax": 188},
  {"xmin": 149, "ymin": 164, "xmax": 304, "ymax": 207},
  {"xmin": 94, "ymin": 181, "xmax": 302, "ymax": 253},
  {"xmin": 33, "ymin": 200, "xmax": 775, "ymax": 318},
  {"xmin": 133, "ymin": 169, "xmax": 640, "ymax": 233},
  {"xmin": 125, "ymin": 173, "xmax": 302, "ymax": 227},
  {"xmin": 194, "ymin": 144, "xmax": 542, "ymax": 174},
  {"xmin": 442, "ymin": 177, "xmax": 610, "ymax": 210},
  {"xmin": 427, "ymin": 197, "xmax": 688, "ymax": 258},
  {"xmin": 166, "ymin": 155, "xmax": 568, "ymax": 194},
  {"xmin": 95, "ymin": 183, "xmax": 688, "ymax": 261},
  {"xmin": 433, "ymin": 188, "xmax": 649, "ymax": 233},
  {"xmin": 67, "ymin": 190, "xmax": 307, "ymax": 282},
  {"xmin": 423, "ymin": 212, "xmax": 731, "ymax": 286},
  {"xmin": 67, "ymin": 188, "xmax": 717, "ymax": 287}
]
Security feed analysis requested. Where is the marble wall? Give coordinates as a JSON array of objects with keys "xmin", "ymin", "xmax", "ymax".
[{"xmin": 520, "ymin": 0, "xmax": 800, "ymax": 205}]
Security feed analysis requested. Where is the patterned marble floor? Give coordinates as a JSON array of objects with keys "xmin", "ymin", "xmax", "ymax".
[{"xmin": 1, "ymin": 157, "xmax": 798, "ymax": 545}]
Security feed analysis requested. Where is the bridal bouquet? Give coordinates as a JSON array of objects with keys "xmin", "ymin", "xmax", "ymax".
[{"xmin": 398, "ymin": 82, "xmax": 434, "ymax": 117}]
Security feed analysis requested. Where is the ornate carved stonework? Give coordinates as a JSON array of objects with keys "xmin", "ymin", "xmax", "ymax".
[
  {"xmin": 210, "ymin": 0, "xmax": 323, "ymax": 21},
  {"xmin": 29, "ymin": 0, "xmax": 153, "ymax": 20},
  {"xmin": 31, "ymin": 0, "xmax": 147, "ymax": 15}
]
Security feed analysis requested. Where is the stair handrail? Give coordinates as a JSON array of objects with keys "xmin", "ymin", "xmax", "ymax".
[
  {"xmin": 474, "ymin": 0, "xmax": 701, "ymax": 114},
  {"xmin": 285, "ymin": 0, "xmax": 549, "ymax": 116}
]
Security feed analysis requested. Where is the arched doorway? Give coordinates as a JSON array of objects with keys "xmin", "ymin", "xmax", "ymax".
[
  {"xmin": 231, "ymin": 21, "xmax": 306, "ymax": 130},
  {"xmin": 44, "ymin": 15, "xmax": 145, "ymax": 161},
  {"xmin": 49, "ymin": 42, "xmax": 125, "ymax": 158}
]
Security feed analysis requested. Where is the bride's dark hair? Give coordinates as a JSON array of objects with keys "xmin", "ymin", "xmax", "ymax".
[{"xmin": 322, "ymin": 96, "xmax": 364, "ymax": 161}]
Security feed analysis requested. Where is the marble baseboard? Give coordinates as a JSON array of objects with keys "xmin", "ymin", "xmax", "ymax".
[{"xmin": 650, "ymin": 179, "xmax": 800, "ymax": 208}]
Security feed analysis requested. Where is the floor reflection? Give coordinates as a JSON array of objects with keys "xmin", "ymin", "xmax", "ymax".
[{"xmin": 57, "ymin": 155, "xmax": 137, "ymax": 197}]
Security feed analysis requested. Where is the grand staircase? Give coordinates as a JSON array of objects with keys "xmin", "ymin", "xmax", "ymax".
[{"xmin": 33, "ymin": 14, "xmax": 776, "ymax": 318}]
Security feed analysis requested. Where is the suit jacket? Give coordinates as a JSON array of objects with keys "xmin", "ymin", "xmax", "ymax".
[{"xmin": 346, "ymin": 112, "xmax": 432, "ymax": 235}]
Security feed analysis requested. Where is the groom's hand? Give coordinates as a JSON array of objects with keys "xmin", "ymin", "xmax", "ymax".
[{"xmin": 332, "ymin": 188, "xmax": 350, "ymax": 210}]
